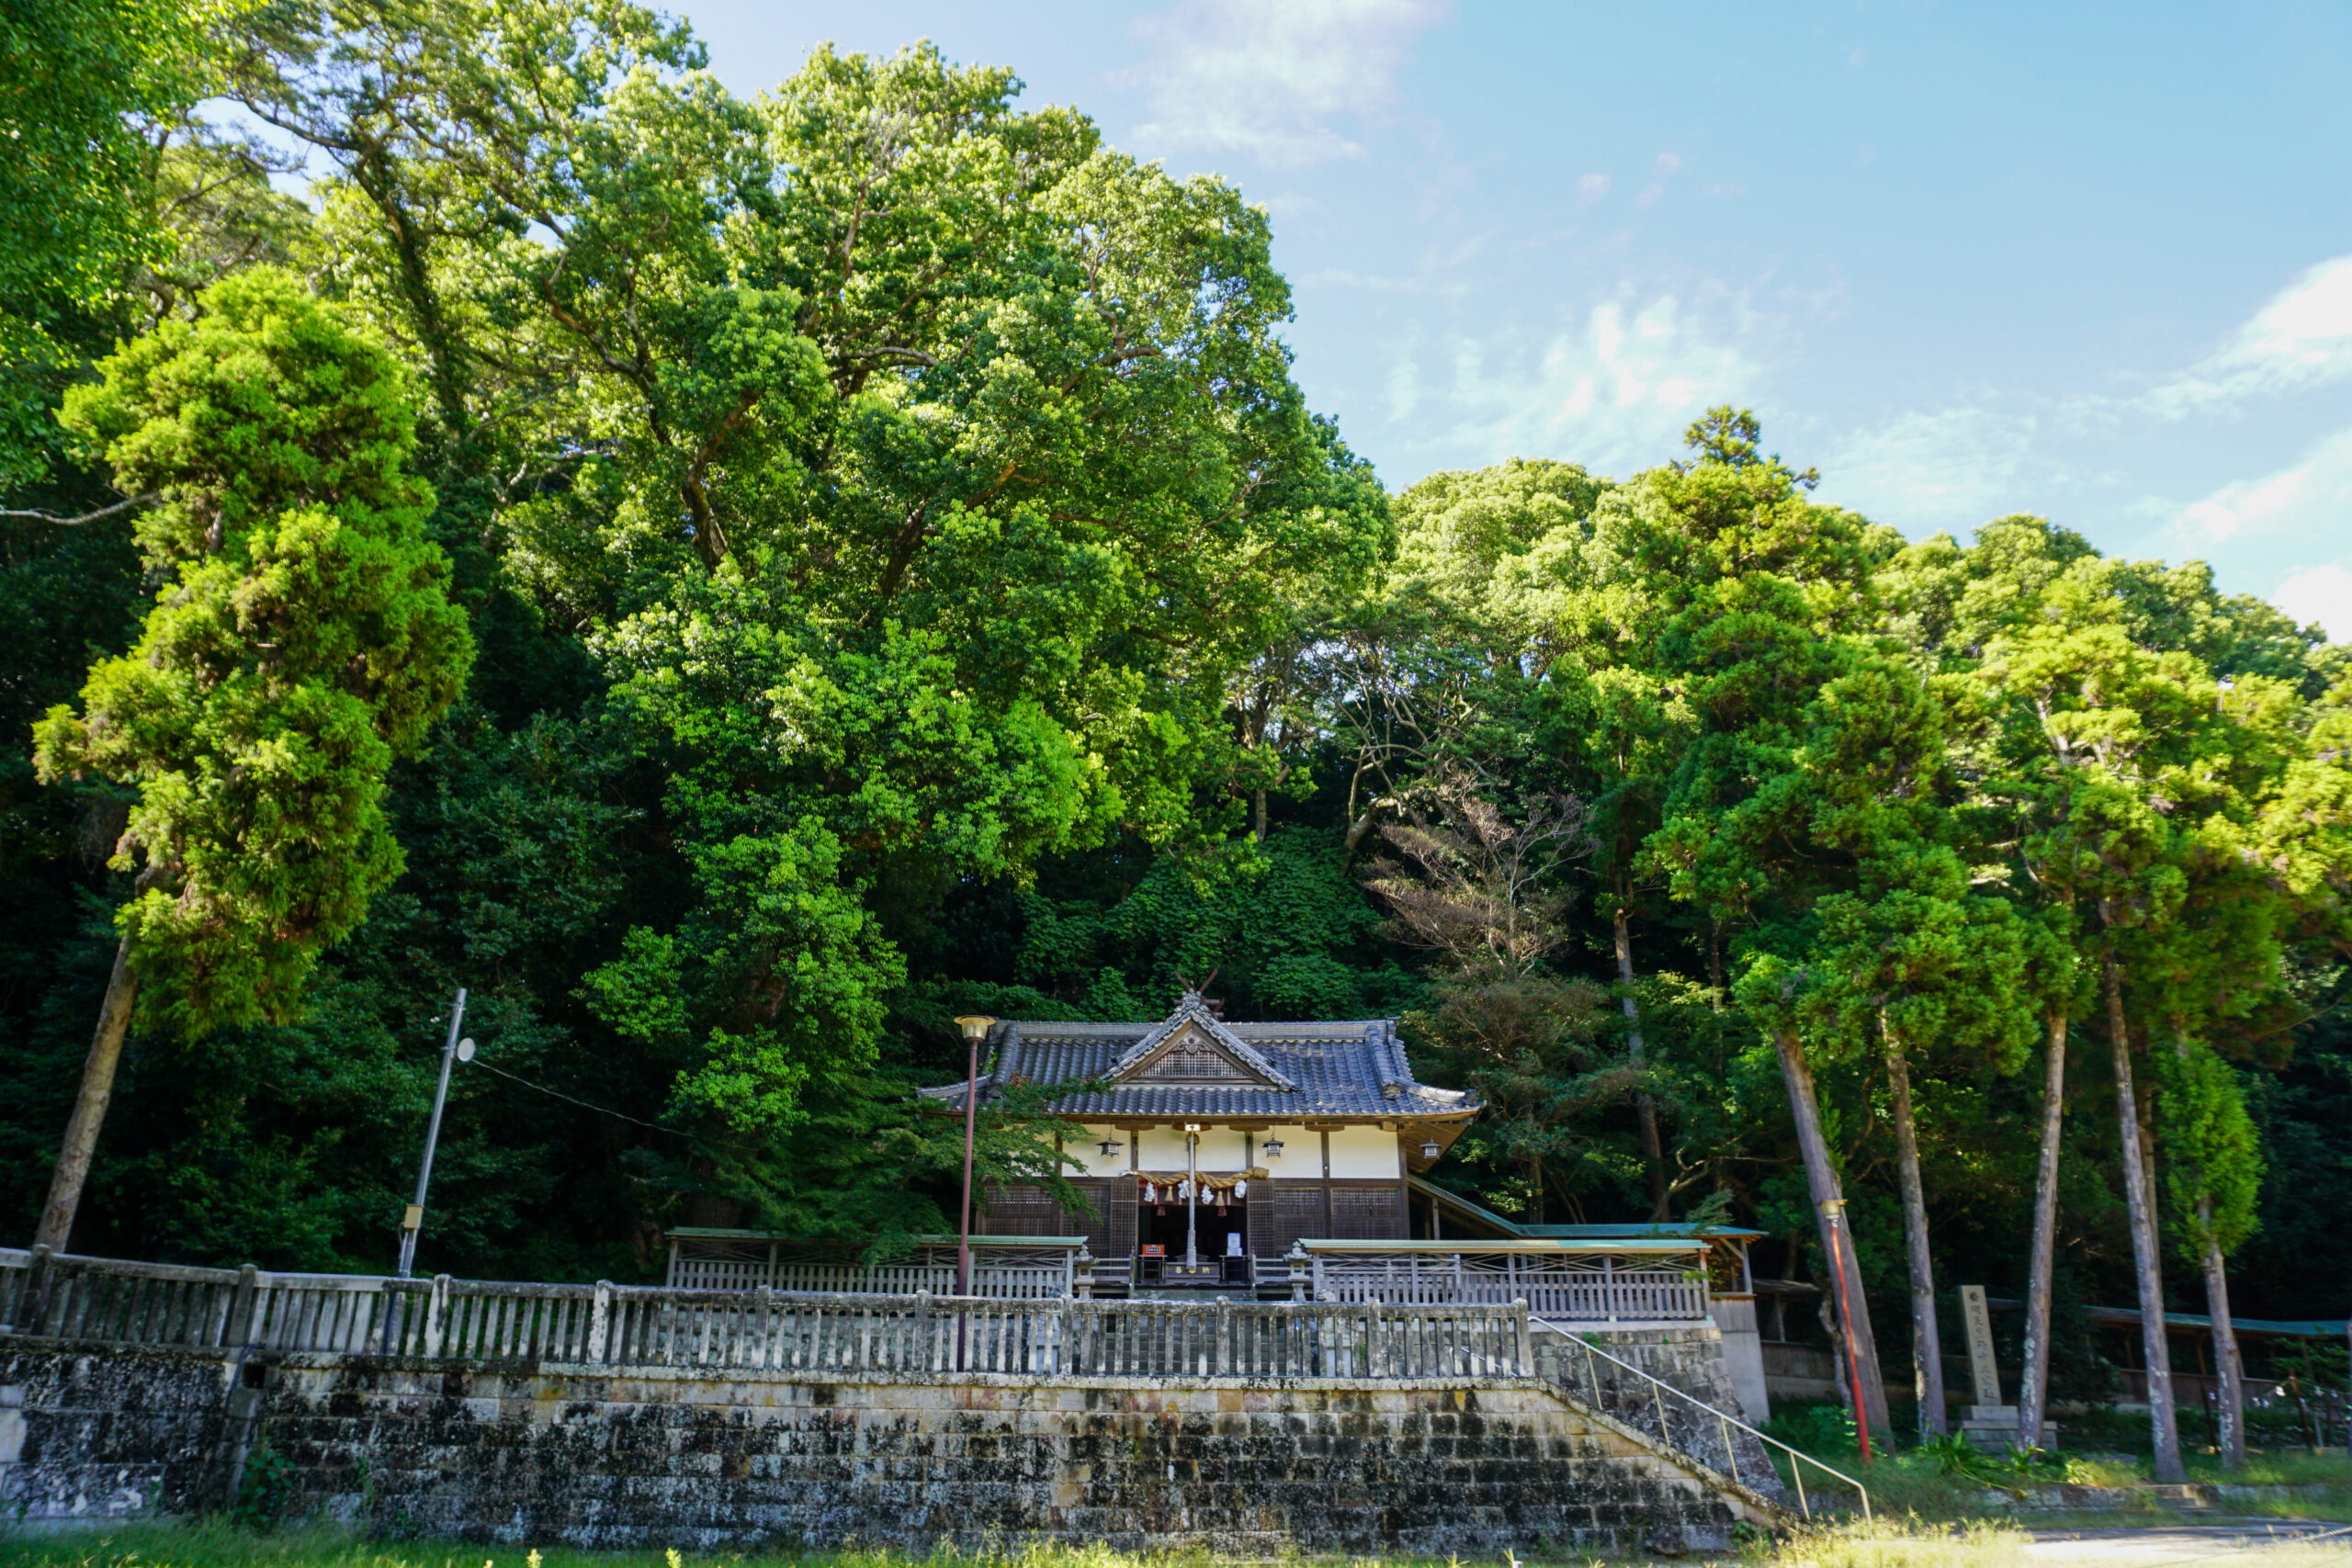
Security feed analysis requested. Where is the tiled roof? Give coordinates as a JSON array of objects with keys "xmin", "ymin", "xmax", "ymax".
[{"xmin": 919, "ymin": 995, "xmax": 1476, "ymax": 1121}]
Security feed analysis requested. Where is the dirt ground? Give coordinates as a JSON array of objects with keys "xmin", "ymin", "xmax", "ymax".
[{"xmin": 2016, "ymin": 1521, "xmax": 2351, "ymax": 1562}]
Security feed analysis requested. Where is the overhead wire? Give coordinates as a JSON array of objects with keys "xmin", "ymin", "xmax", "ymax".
[{"xmin": 467, "ymin": 1056, "xmax": 696, "ymax": 1139}]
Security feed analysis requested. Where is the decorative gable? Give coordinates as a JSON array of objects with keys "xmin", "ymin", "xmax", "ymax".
[{"xmin": 1105, "ymin": 996, "xmax": 1296, "ymax": 1091}]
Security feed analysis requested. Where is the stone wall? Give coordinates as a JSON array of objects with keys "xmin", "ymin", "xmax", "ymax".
[
  {"xmin": 1707, "ymin": 1297, "xmax": 1772, "ymax": 1424},
  {"xmin": 0, "ymin": 1346, "xmax": 247, "ymax": 1520},
  {"xmin": 1566, "ymin": 1323, "xmax": 1746, "ymax": 1411},
  {"xmin": 1, "ymin": 1342, "xmax": 1768, "ymax": 1553}
]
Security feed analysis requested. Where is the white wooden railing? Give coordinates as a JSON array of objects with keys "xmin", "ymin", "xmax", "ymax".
[
  {"xmin": 0, "ymin": 1247, "xmax": 1531, "ymax": 1380},
  {"xmin": 667, "ymin": 1258, "xmax": 1077, "ymax": 1299},
  {"xmin": 664, "ymin": 1235, "xmax": 1080, "ymax": 1299},
  {"xmin": 1306, "ymin": 1248, "xmax": 1712, "ymax": 1322}
]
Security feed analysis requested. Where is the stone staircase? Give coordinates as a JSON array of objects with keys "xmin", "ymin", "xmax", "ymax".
[{"xmin": 1528, "ymin": 1317, "xmax": 1870, "ymax": 1528}]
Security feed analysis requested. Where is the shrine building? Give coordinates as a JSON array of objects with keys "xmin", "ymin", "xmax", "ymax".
[{"xmin": 919, "ymin": 990, "xmax": 1479, "ymax": 1288}]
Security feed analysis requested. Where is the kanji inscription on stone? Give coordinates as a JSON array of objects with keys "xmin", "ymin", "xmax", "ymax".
[{"xmin": 1960, "ymin": 1284, "xmax": 2001, "ymax": 1406}]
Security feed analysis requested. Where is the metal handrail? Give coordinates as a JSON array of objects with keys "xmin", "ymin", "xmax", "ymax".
[{"xmin": 1529, "ymin": 1311, "xmax": 1871, "ymax": 1525}]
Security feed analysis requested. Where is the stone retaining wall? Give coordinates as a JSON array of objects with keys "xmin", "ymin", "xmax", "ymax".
[
  {"xmin": 1, "ymin": 1343, "xmax": 1764, "ymax": 1553},
  {"xmin": 1542, "ymin": 1322, "xmax": 1747, "ymax": 1412},
  {"xmin": 0, "ymin": 1345, "xmax": 247, "ymax": 1520}
]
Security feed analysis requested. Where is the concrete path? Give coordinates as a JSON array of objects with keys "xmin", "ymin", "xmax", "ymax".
[{"xmin": 2020, "ymin": 1522, "xmax": 2352, "ymax": 1562}]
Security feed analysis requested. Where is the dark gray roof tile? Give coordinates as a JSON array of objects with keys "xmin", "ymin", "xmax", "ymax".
[{"xmin": 920, "ymin": 993, "xmax": 1477, "ymax": 1120}]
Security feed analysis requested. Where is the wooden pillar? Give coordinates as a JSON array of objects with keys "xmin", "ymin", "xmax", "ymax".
[
  {"xmin": 1396, "ymin": 1133, "xmax": 1411, "ymax": 1241},
  {"xmin": 1320, "ymin": 1130, "xmax": 1334, "ymax": 1237}
]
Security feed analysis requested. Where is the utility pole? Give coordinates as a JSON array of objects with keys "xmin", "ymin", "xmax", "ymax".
[{"xmin": 396, "ymin": 988, "xmax": 470, "ymax": 1280}]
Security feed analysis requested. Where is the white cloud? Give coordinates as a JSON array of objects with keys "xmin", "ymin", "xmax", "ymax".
[
  {"xmin": 1386, "ymin": 331, "xmax": 1422, "ymax": 423},
  {"xmin": 1577, "ymin": 173, "xmax": 1611, "ymax": 203},
  {"xmin": 2142, "ymin": 254, "xmax": 2352, "ymax": 416},
  {"xmin": 1125, "ymin": 0, "xmax": 1449, "ymax": 168},
  {"xmin": 2273, "ymin": 564, "xmax": 2352, "ymax": 642},
  {"xmin": 2169, "ymin": 424, "xmax": 2352, "ymax": 550},
  {"xmin": 1396, "ymin": 289, "xmax": 1766, "ymax": 473},
  {"xmin": 1655, "ymin": 152, "xmax": 1681, "ymax": 176},
  {"xmin": 1813, "ymin": 255, "xmax": 2352, "ymax": 553},
  {"xmin": 1298, "ymin": 266, "xmax": 1469, "ymax": 298},
  {"xmin": 1820, "ymin": 404, "xmax": 2045, "ymax": 529}
]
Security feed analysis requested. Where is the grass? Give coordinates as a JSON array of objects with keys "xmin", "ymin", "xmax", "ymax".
[
  {"xmin": 1753, "ymin": 1399, "xmax": 2352, "ymax": 1523},
  {"xmin": 4, "ymin": 1520, "xmax": 2351, "ymax": 1568},
  {"xmin": 0, "ymin": 1528, "xmax": 1193, "ymax": 1568}
]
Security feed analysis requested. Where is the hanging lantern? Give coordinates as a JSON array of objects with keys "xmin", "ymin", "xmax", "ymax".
[
  {"xmin": 1260, "ymin": 1137, "xmax": 1284, "ymax": 1160},
  {"xmin": 1420, "ymin": 1139, "xmax": 1442, "ymax": 1161},
  {"xmin": 1098, "ymin": 1134, "xmax": 1124, "ymax": 1158}
]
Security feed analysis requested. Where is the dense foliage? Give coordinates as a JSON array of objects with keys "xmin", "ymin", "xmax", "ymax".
[{"xmin": 0, "ymin": 4, "xmax": 2345, "ymax": 1435}]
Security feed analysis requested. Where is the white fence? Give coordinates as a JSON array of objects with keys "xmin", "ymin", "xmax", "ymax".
[
  {"xmin": 664, "ymin": 1235, "xmax": 1080, "ymax": 1299},
  {"xmin": 666, "ymin": 1257, "xmax": 1076, "ymax": 1299},
  {"xmin": 1307, "ymin": 1248, "xmax": 1711, "ymax": 1322},
  {"xmin": 0, "ymin": 1247, "xmax": 1530, "ymax": 1380}
]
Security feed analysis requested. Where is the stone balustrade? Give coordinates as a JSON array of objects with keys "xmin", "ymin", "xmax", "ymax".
[
  {"xmin": 0, "ymin": 1245, "xmax": 1832, "ymax": 1550},
  {"xmin": 0, "ymin": 1247, "xmax": 1532, "ymax": 1380}
]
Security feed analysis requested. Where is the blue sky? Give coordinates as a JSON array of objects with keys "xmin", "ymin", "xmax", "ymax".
[{"xmin": 700, "ymin": 5, "xmax": 2349, "ymax": 634}]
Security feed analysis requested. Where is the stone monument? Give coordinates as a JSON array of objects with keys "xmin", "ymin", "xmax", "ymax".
[{"xmin": 1955, "ymin": 1284, "xmax": 2055, "ymax": 1450}]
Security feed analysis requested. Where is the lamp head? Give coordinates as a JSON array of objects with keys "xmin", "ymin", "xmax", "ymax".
[
  {"xmin": 954, "ymin": 1014, "xmax": 996, "ymax": 1043},
  {"xmin": 456, "ymin": 1038, "xmax": 476, "ymax": 1063}
]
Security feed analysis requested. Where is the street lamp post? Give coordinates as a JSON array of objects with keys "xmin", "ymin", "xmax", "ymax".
[
  {"xmin": 952, "ymin": 1014, "xmax": 994, "ymax": 1373},
  {"xmin": 1822, "ymin": 1197, "xmax": 1874, "ymax": 1463},
  {"xmin": 952, "ymin": 1014, "xmax": 997, "ymax": 1298},
  {"xmin": 396, "ymin": 987, "xmax": 473, "ymax": 1280}
]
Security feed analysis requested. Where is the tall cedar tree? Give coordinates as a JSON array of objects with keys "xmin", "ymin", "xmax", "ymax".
[{"xmin": 30, "ymin": 269, "xmax": 471, "ymax": 1247}]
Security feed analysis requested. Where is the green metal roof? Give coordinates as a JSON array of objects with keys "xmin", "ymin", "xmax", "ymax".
[
  {"xmin": 2080, "ymin": 1304, "xmax": 2349, "ymax": 1339},
  {"xmin": 1299, "ymin": 1236, "xmax": 1704, "ymax": 1255},
  {"xmin": 1409, "ymin": 1175, "xmax": 1763, "ymax": 1242}
]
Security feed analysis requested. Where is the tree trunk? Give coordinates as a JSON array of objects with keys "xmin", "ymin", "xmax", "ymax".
[
  {"xmin": 1613, "ymin": 905, "xmax": 1669, "ymax": 1219},
  {"xmin": 1884, "ymin": 1017, "xmax": 1947, "ymax": 1437},
  {"xmin": 2018, "ymin": 1008, "xmax": 2067, "ymax": 1451},
  {"xmin": 2105, "ymin": 954, "xmax": 2185, "ymax": 1482},
  {"xmin": 36, "ymin": 936, "xmax": 139, "ymax": 1251},
  {"xmin": 1822, "ymin": 1288, "xmax": 1854, "ymax": 1415},
  {"xmin": 2198, "ymin": 1213, "xmax": 2247, "ymax": 1471},
  {"xmin": 1773, "ymin": 1027, "xmax": 1892, "ymax": 1437},
  {"xmin": 1253, "ymin": 786, "xmax": 1269, "ymax": 845},
  {"xmin": 2164, "ymin": 1025, "xmax": 2247, "ymax": 1472}
]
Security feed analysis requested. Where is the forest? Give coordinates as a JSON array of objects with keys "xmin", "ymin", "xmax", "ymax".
[{"xmin": 3, "ymin": 0, "xmax": 2347, "ymax": 1471}]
